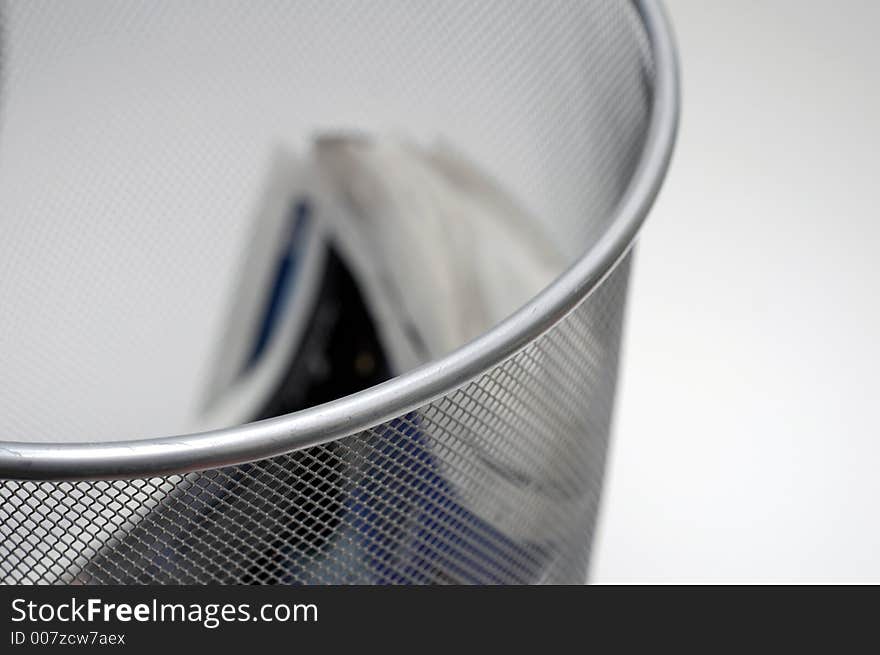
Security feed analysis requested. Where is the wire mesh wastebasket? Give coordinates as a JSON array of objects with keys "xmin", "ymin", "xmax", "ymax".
[{"xmin": 0, "ymin": 0, "xmax": 678, "ymax": 584}]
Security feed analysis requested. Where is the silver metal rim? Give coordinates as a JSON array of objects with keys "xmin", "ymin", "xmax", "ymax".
[{"xmin": 0, "ymin": 0, "xmax": 680, "ymax": 480}]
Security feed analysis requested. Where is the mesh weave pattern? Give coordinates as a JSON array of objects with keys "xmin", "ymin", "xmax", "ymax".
[
  {"xmin": 0, "ymin": 257, "xmax": 630, "ymax": 584},
  {"xmin": 0, "ymin": 0, "xmax": 658, "ymax": 584}
]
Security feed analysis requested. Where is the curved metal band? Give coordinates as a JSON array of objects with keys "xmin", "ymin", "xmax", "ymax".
[{"xmin": 0, "ymin": 0, "xmax": 680, "ymax": 480}]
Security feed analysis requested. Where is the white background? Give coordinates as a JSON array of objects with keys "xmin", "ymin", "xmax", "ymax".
[{"xmin": 592, "ymin": 0, "xmax": 880, "ymax": 582}]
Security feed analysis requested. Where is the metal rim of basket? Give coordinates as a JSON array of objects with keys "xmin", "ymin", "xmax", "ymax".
[{"xmin": 0, "ymin": 0, "xmax": 680, "ymax": 480}]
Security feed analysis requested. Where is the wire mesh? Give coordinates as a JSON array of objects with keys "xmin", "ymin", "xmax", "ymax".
[
  {"xmin": 0, "ymin": 257, "xmax": 630, "ymax": 584},
  {"xmin": 0, "ymin": 0, "xmax": 669, "ymax": 584}
]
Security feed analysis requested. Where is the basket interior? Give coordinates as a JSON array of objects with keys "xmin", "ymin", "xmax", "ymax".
[{"xmin": 0, "ymin": 0, "xmax": 652, "ymax": 444}]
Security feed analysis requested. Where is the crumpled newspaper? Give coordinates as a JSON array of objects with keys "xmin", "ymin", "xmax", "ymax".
[
  {"xmin": 312, "ymin": 135, "xmax": 582, "ymax": 546},
  {"xmin": 47, "ymin": 136, "xmax": 579, "ymax": 584},
  {"xmin": 312, "ymin": 134, "xmax": 566, "ymax": 373}
]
